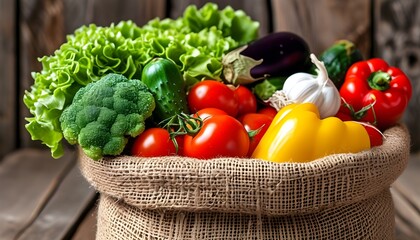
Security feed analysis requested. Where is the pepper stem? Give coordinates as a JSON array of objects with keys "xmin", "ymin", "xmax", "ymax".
[{"xmin": 368, "ymin": 71, "xmax": 391, "ymax": 91}]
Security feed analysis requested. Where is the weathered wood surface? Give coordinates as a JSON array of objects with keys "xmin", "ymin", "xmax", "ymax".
[
  {"xmin": 71, "ymin": 206, "xmax": 97, "ymax": 240},
  {"xmin": 0, "ymin": 148, "xmax": 96, "ymax": 240},
  {"xmin": 17, "ymin": 164, "xmax": 97, "ymax": 240},
  {"xmin": 0, "ymin": 149, "xmax": 71, "ymax": 239},
  {"xmin": 0, "ymin": 0, "xmax": 17, "ymax": 159},
  {"xmin": 393, "ymin": 153, "xmax": 420, "ymax": 240},
  {"xmin": 272, "ymin": 0, "xmax": 372, "ymax": 57}
]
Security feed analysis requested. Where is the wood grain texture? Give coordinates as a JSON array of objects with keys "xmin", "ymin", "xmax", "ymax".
[
  {"xmin": 62, "ymin": 0, "xmax": 166, "ymax": 29},
  {"xmin": 70, "ymin": 205, "xmax": 98, "ymax": 240},
  {"xmin": 393, "ymin": 189, "xmax": 420, "ymax": 240},
  {"xmin": 0, "ymin": 149, "xmax": 74, "ymax": 239},
  {"xmin": 374, "ymin": 0, "xmax": 420, "ymax": 152},
  {"xmin": 0, "ymin": 0, "xmax": 17, "ymax": 158},
  {"xmin": 168, "ymin": 0, "xmax": 271, "ymax": 36},
  {"xmin": 271, "ymin": 0, "xmax": 372, "ymax": 57},
  {"xmin": 17, "ymin": 163, "xmax": 97, "ymax": 240},
  {"xmin": 392, "ymin": 153, "xmax": 420, "ymax": 239}
]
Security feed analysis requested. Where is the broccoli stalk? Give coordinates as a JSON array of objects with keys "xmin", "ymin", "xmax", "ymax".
[{"xmin": 59, "ymin": 73, "xmax": 155, "ymax": 160}]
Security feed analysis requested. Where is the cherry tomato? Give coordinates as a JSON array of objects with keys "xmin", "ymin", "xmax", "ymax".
[
  {"xmin": 194, "ymin": 108, "xmax": 228, "ymax": 121},
  {"xmin": 188, "ymin": 80, "xmax": 238, "ymax": 117},
  {"xmin": 234, "ymin": 85, "xmax": 257, "ymax": 116},
  {"xmin": 258, "ymin": 106, "xmax": 278, "ymax": 119},
  {"xmin": 183, "ymin": 115, "xmax": 249, "ymax": 159},
  {"xmin": 239, "ymin": 113, "xmax": 273, "ymax": 157},
  {"xmin": 131, "ymin": 128, "xmax": 179, "ymax": 157}
]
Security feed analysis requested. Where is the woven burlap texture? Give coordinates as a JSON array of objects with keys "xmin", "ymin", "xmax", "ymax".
[
  {"xmin": 96, "ymin": 189, "xmax": 395, "ymax": 240},
  {"xmin": 79, "ymin": 125, "xmax": 410, "ymax": 239}
]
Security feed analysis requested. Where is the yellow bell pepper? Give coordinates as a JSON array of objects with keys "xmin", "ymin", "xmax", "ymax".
[{"xmin": 251, "ymin": 103, "xmax": 371, "ymax": 163}]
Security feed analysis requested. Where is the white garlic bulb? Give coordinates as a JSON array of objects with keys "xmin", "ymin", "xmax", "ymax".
[{"xmin": 282, "ymin": 53, "xmax": 341, "ymax": 118}]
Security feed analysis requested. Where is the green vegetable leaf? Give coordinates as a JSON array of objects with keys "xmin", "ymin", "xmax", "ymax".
[
  {"xmin": 253, "ymin": 76, "xmax": 288, "ymax": 101},
  {"xmin": 23, "ymin": 3, "xmax": 259, "ymax": 158}
]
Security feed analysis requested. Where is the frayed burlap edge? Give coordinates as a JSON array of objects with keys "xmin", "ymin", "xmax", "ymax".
[{"xmin": 79, "ymin": 125, "xmax": 410, "ymax": 216}]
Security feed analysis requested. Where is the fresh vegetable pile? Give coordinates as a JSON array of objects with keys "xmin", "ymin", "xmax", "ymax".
[
  {"xmin": 23, "ymin": 3, "xmax": 259, "ymax": 158},
  {"xmin": 24, "ymin": 3, "xmax": 412, "ymax": 163}
]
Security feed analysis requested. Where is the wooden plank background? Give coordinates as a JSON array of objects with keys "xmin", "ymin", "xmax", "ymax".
[
  {"xmin": 272, "ymin": 0, "xmax": 372, "ymax": 56},
  {"xmin": 0, "ymin": 0, "xmax": 17, "ymax": 158}
]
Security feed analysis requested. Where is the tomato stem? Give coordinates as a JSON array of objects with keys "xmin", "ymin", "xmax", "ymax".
[
  {"xmin": 159, "ymin": 113, "xmax": 204, "ymax": 139},
  {"xmin": 341, "ymin": 97, "xmax": 377, "ymax": 125},
  {"xmin": 177, "ymin": 113, "xmax": 203, "ymax": 135}
]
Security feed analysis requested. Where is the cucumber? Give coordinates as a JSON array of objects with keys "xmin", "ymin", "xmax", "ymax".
[
  {"xmin": 141, "ymin": 58, "xmax": 189, "ymax": 122},
  {"xmin": 318, "ymin": 40, "xmax": 363, "ymax": 89}
]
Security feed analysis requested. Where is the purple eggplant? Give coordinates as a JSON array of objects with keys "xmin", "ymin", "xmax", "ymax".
[{"xmin": 240, "ymin": 32, "xmax": 312, "ymax": 78}]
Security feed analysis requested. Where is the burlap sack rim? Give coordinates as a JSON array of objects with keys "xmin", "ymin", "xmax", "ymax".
[{"xmin": 79, "ymin": 124, "xmax": 410, "ymax": 216}]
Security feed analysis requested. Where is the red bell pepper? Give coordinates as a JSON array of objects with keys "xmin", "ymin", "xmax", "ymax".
[
  {"xmin": 338, "ymin": 58, "xmax": 412, "ymax": 130},
  {"xmin": 335, "ymin": 109, "xmax": 384, "ymax": 147}
]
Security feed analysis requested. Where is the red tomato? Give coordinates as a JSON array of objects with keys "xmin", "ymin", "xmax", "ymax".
[
  {"xmin": 194, "ymin": 108, "xmax": 228, "ymax": 121},
  {"xmin": 174, "ymin": 135, "xmax": 185, "ymax": 156},
  {"xmin": 258, "ymin": 106, "xmax": 278, "ymax": 119},
  {"xmin": 239, "ymin": 113, "xmax": 273, "ymax": 157},
  {"xmin": 131, "ymin": 128, "xmax": 180, "ymax": 157},
  {"xmin": 234, "ymin": 85, "xmax": 257, "ymax": 116},
  {"xmin": 188, "ymin": 80, "xmax": 238, "ymax": 117},
  {"xmin": 183, "ymin": 115, "xmax": 250, "ymax": 159}
]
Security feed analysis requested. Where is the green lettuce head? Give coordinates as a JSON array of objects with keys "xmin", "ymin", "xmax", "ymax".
[{"xmin": 23, "ymin": 3, "xmax": 259, "ymax": 158}]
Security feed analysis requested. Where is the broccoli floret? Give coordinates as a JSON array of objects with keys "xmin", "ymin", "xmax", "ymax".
[{"xmin": 59, "ymin": 73, "xmax": 155, "ymax": 160}]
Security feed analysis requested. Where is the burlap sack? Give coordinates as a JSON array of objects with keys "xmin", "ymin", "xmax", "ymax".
[{"xmin": 79, "ymin": 125, "xmax": 410, "ymax": 240}]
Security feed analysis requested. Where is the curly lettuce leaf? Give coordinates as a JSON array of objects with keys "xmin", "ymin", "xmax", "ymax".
[
  {"xmin": 183, "ymin": 3, "xmax": 259, "ymax": 45},
  {"xmin": 24, "ymin": 3, "xmax": 259, "ymax": 158}
]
